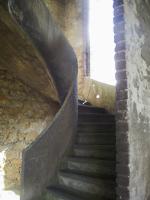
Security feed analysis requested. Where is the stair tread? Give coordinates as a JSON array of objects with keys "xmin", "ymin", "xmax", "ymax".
[
  {"xmin": 47, "ymin": 186, "xmax": 113, "ymax": 200},
  {"xmin": 73, "ymin": 146, "xmax": 115, "ymax": 160},
  {"xmin": 59, "ymin": 170, "xmax": 116, "ymax": 186},
  {"xmin": 78, "ymin": 122, "xmax": 115, "ymax": 125},
  {"xmin": 74, "ymin": 144, "xmax": 115, "ymax": 150},
  {"xmin": 79, "ymin": 113, "xmax": 114, "ymax": 116},
  {"xmin": 78, "ymin": 133, "xmax": 115, "ymax": 137},
  {"xmin": 67, "ymin": 157, "xmax": 115, "ymax": 164},
  {"xmin": 77, "ymin": 134, "xmax": 115, "ymax": 144},
  {"xmin": 77, "ymin": 128, "xmax": 115, "ymax": 134},
  {"xmin": 78, "ymin": 105, "xmax": 108, "ymax": 114},
  {"xmin": 66, "ymin": 157, "xmax": 116, "ymax": 176},
  {"xmin": 78, "ymin": 113, "xmax": 115, "ymax": 121},
  {"xmin": 78, "ymin": 132, "xmax": 115, "ymax": 135},
  {"xmin": 78, "ymin": 104, "xmax": 106, "ymax": 110},
  {"xmin": 47, "ymin": 186, "xmax": 86, "ymax": 200},
  {"xmin": 60, "ymin": 169, "xmax": 115, "ymax": 180},
  {"xmin": 58, "ymin": 172, "xmax": 116, "ymax": 198}
]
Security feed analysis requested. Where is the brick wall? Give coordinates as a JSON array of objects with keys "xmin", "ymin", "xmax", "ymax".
[{"xmin": 113, "ymin": 0, "xmax": 129, "ymax": 199}]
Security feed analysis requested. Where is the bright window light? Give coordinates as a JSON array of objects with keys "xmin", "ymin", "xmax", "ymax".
[
  {"xmin": 89, "ymin": 0, "xmax": 116, "ymax": 85},
  {"xmin": 0, "ymin": 150, "xmax": 20, "ymax": 200}
]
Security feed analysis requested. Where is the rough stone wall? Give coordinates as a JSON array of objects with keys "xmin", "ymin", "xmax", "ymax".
[
  {"xmin": 0, "ymin": 69, "xmax": 58, "ymax": 191},
  {"xmin": 124, "ymin": 1, "xmax": 150, "ymax": 199}
]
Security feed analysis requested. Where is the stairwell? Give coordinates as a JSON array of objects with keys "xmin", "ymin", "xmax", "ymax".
[
  {"xmin": 46, "ymin": 103, "xmax": 116, "ymax": 200},
  {"xmin": 7, "ymin": 0, "xmax": 116, "ymax": 199}
]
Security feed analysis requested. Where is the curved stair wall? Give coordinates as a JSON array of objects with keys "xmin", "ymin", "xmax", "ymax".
[{"xmin": 8, "ymin": 0, "xmax": 78, "ymax": 200}]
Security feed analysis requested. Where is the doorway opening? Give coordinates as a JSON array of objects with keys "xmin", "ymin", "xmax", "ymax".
[{"xmin": 89, "ymin": 0, "xmax": 116, "ymax": 85}]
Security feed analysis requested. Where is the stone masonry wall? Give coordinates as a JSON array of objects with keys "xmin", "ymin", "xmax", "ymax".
[{"xmin": 0, "ymin": 69, "xmax": 58, "ymax": 191}]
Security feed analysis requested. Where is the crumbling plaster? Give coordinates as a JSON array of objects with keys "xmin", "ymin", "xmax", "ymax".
[{"xmin": 125, "ymin": 1, "xmax": 150, "ymax": 199}]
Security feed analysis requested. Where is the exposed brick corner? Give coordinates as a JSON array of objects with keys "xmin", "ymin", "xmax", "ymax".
[{"xmin": 113, "ymin": 0, "xmax": 129, "ymax": 199}]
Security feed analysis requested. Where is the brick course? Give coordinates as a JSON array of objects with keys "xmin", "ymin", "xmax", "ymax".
[{"xmin": 113, "ymin": 0, "xmax": 129, "ymax": 199}]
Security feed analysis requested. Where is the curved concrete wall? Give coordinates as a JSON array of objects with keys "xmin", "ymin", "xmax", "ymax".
[{"xmin": 44, "ymin": 0, "xmax": 116, "ymax": 112}]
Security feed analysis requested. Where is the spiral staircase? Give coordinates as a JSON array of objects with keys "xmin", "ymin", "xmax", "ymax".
[{"xmin": 8, "ymin": 0, "xmax": 116, "ymax": 200}]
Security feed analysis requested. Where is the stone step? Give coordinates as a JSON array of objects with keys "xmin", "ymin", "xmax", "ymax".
[
  {"xmin": 58, "ymin": 171, "xmax": 116, "ymax": 199},
  {"xmin": 78, "ymin": 105, "xmax": 108, "ymax": 114},
  {"xmin": 78, "ymin": 123, "xmax": 115, "ymax": 132},
  {"xmin": 46, "ymin": 185, "xmax": 113, "ymax": 200},
  {"xmin": 78, "ymin": 113, "xmax": 115, "ymax": 123},
  {"xmin": 77, "ymin": 134, "xmax": 115, "ymax": 145},
  {"xmin": 46, "ymin": 186, "xmax": 84, "ymax": 200},
  {"xmin": 66, "ymin": 157, "xmax": 115, "ymax": 176},
  {"xmin": 73, "ymin": 145, "xmax": 115, "ymax": 159},
  {"xmin": 78, "ymin": 131, "xmax": 115, "ymax": 136}
]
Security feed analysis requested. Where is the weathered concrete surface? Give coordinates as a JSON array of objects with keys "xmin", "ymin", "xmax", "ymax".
[
  {"xmin": 81, "ymin": 77, "xmax": 115, "ymax": 113},
  {"xmin": 64, "ymin": 0, "xmax": 85, "ymax": 97},
  {"xmin": 124, "ymin": 1, "xmax": 150, "ymax": 199},
  {"xmin": 44, "ymin": 0, "xmax": 85, "ymax": 98}
]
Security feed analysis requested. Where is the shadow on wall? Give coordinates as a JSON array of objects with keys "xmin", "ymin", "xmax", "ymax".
[
  {"xmin": 81, "ymin": 77, "xmax": 116, "ymax": 113},
  {"xmin": 0, "ymin": 69, "xmax": 59, "ymax": 197}
]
